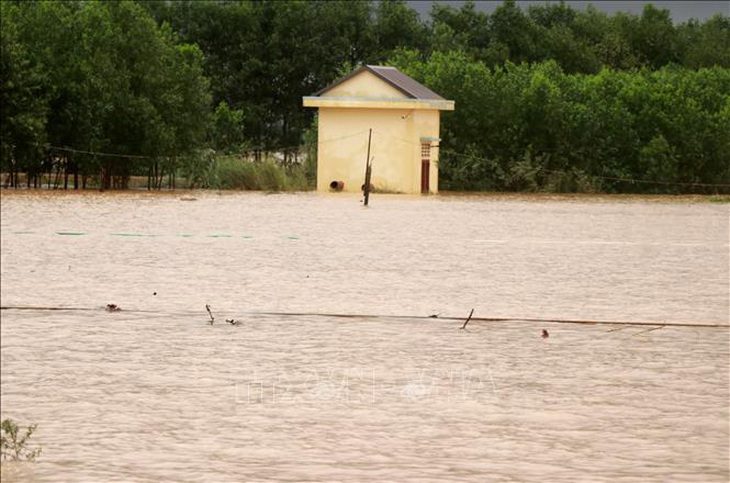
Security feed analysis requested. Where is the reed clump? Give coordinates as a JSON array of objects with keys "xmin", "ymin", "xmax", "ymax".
[{"xmin": 212, "ymin": 156, "xmax": 312, "ymax": 192}]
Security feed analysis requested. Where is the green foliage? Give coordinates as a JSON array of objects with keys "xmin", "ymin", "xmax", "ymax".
[
  {"xmin": 2, "ymin": 0, "xmax": 210, "ymax": 188},
  {"xmin": 392, "ymin": 48, "xmax": 730, "ymax": 193},
  {"xmin": 639, "ymin": 135, "xmax": 678, "ymax": 192},
  {"xmin": 0, "ymin": 2, "xmax": 48, "ymax": 183},
  {"xmin": 302, "ymin": 115, "xmax": 318, "ymax": 184},
  {"xmin": 430, "ymin": 1, "xmax": 490, "ymax": 59},
  {"xmin": 3, "ymin": 0, "xmax": 729, "ymax": 193},
  {"xmin": 373, "ymin": 0, "xmax": 428, "ymax": 61},
  {"xmin": 1, "ymin": 419, "xmax": 41, "ymax": 462},
  {"xmin": 679, "ymin": 15, "xmax": 730, "ymax": 69},
  {"xmin": 148, "ymin": 0, "xmax": 377, "ymax": 155},
  {"xmin": 210, "ymin": 102, "xmax": 247, "ymax": 154},
  {"xmin": 210, "ymin": 156, "xmax": 311, "ymax": 192},
  {"xmin": 179, "ymin": 148, "xmax": 217, "ymax": 189}
]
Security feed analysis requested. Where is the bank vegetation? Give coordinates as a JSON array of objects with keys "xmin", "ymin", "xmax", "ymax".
[{"xmin": 2, "ymin": 0, "xmax": 728, "ymax": 193}]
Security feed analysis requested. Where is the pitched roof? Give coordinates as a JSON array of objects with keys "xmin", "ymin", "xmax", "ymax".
[{"xmin": 314, "ymin": 65, "xmax": 445, "ymax": 100}]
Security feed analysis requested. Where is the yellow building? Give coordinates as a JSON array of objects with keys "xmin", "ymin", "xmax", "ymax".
[{"xmin": 303, "ymin": 65, "xmax": 455, "ymax": 194}]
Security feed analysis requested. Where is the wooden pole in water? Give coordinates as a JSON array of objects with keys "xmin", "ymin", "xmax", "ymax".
[
  {"xmin": 460, "ymin": 308, "xmax": 475, "ymax": 329},
  {"xmin": 364, "ymin": 129, "xmax": 372, "ymax": 206}
]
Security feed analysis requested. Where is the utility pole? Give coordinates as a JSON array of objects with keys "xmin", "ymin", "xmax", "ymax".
[{"xmin": 363, "ymin": 128, "xmax": 372, "ymax": 206}]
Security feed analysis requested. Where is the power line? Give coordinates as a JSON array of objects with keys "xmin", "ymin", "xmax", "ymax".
[
  {"xmin": 47, "ymin": 145, "xmax": 159, "ymax": 159},
  {"xmin": 359, "ymin": 132, "xmax": 729, "ymax": 189},
  {"xmin": 44, "ymin": 141, "xmax": 730, "ymax": 190},
  {"xmin": 317, "ymin": 129, "xmax": 370, "ymax": 146},
  {"xmin": 47, "ymin": 136, "xmax": 351, "ymax": 161},
  {"xmin": 372, "ymin": 128, "xmax": 420, "ymax": 147},
  {"xmin": 0, "ymin": 305, "xmax": 726, "ymax": 328}
]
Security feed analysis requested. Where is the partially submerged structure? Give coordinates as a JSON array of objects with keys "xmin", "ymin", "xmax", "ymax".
[{"xmin": 303, "ymin": 65, "xmax": 455, "ymax": 194}]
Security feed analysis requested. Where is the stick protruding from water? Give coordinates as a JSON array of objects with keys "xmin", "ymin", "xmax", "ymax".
[
  {"xmin": 632, "ymin": 324, "xmax": 665, "ymax": 337},
  {"xmin": 460, "ymin": 308, "xmax": 474, "ymax": 330},
  {"xmin": 205, "ymin": 304, "xmax": 215, "ymax": 324}
]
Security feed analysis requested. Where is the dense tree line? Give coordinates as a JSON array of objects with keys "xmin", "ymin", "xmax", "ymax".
[
  {"xmin": 1, "ymin": 0, "xmax": 729, "ymax": 192},
  {"xmin": 1, "ymin": 0, "xmax": 211, "ymax": 189},
  {"xmin": 394, "ymin": 51, "xmax": 730, "ymax": 192}
]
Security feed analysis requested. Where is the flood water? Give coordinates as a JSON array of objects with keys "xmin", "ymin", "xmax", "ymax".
[{"xmin": 1, "ymin": 190, "xmax": 728, "ymax": 482}]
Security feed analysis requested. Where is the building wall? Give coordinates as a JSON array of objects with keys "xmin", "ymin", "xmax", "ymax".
[{"xmin": 317, "ymin": 107, "xmax": 440, "ymax": 194}]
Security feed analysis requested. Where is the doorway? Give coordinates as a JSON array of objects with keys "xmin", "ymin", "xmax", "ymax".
[{"xmin": 421, "ymin": 142, "xmax": 431, "ymax": 193}]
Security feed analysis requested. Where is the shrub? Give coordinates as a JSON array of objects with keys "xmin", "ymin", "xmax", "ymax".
[
  {"xmin": 1, "ymin": 418, "xmax": 42, "ymax": 462},
  {"xmin": 212, "ymin": 156, "xmax": 313, "ymax": 191}
]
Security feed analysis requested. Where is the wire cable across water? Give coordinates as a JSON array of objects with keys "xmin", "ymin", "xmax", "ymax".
[{"xmin": 1, "ymin": 306, "xmax": 726, "ymax": 328}]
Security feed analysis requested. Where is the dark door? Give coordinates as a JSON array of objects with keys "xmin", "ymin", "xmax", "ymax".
[
  {"xmin": 421, "ymin": 159, "xmax": 430, "ymax": 193},
  {"xmin": 421, "ymin": 142, "xmax": 431, "ymax": 193}
]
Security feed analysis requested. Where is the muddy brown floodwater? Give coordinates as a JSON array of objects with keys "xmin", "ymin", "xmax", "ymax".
[{"xmin": 1, "ymin": 191, "xmax": 728, "ymax": 482}]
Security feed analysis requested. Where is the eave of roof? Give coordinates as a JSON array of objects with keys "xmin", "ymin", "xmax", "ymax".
[{"xmin": 303, "ymin": 96, "xmax": 455, "ymax": 111}]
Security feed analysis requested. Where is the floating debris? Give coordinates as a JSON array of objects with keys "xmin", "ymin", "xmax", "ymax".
[
  {"xmin": 542, "ymin": 329, "xmax": 549, "ymax": 338},
  {"xmin": 105, "ymin": 304, "xmax": 121, "ymax": 312},
  {"xmin": 226, "ymin": 319, "xmax": 242, "ymax": 326}
]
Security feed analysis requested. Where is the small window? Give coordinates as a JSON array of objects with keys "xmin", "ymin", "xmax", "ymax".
[{"xmin": 421, "ymin": 142, "xmax": 431, "ymax": 159}]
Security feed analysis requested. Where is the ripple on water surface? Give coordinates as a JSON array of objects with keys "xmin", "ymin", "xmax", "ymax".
[{"xmin": 1, "ymin": 191, "xmax": 728, "ymax": 481}]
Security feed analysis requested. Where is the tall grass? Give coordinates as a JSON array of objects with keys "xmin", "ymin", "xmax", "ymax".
[{"xmin": 209, "ymin": 156, "xmax": 313, "ymax": 192}]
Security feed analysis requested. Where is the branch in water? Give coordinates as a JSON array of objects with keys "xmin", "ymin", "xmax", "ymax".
[
  {"xmin": 460, "ymin": 308, "xmax": 475, "ymax": 330},
  {"xmin": 631, "ymin": 325, "xmax": 665, "ymax": 337}
]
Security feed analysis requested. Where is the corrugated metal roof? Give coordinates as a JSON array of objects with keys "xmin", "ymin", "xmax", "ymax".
[
  {"xmin": 313, "ymin": 65, "xmax": 445, "ymax": 100},
  {"xmin": 366, "ymin": 66, "xmax": 445, "ymax": 100}
]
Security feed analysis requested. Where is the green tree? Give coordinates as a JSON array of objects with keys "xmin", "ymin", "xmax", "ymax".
[
  {"xmin": 392, "ymin": 46, "xmax": 730, "ymax": 194},
  {"xmin": 528, "ymin": 2, "xmax": 601, "ymax": 74},
  {"xmin": 373, "ymin": 0, "xmax": 428, "ymax": 61},
  {"xmin": 210, "ymin": 101, "xmax": 247, "ymax": 154},
  {"xmin": 0, "ymin": 2, "xmax": 48, "ymax": 187},
  {"xmin": 487, "ymin": 0, "xmax": 540, "ymax": 65},
  {"xmin": 430, "ymin": 1, "xmax": 490, "ymax": 59},
  {"xmin": 149, "ymin": 0, "xmax": 375, "ymax": 159},
  {"xmin": 5, "ymin": 0, "xmax": 211, "ymax": 189},
  {"xmin": 630, "ymin": 4, "xmax": 678, "ymax": 68},
  {"xmin": 678, "ymin": 15, "xmax": 730, "ymax": 68}
]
